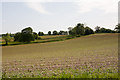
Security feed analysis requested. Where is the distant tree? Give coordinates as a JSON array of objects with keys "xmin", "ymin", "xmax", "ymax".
[
  {"xmin": 14, "ymin": 27, "xmax": 35, "ymax": 42},
  {"xmin": 59, "ymin": 31, "xmax": 65, "ymax": 35},
  {"xmin": 85, "ymin": 27, "xmax": 94, "ymax": 35},
  {"xmin": 68, "ymin": 27, "xmax": 73, "ymax": 35},
  {"xmin": 33, "ymin": 32, "xmax": 38, "ymax": 39},
  {"xmin": 53, "ymin": 30, "xmax": 58, "ymax": 35},
  {"xmin": 38, "ymin": 32, "xmax": 44, "ymax": 36},
  {"xmin": 98, "ymin": 27, "xmax": 113, "ymax": 33},
  {"xmin": 48, "ymin": 31, "xmax": 51, "ymax": 35},
  {"xmin": 75, "ymin": 23, "xmax": 85, "ymax": 35},
  {"xmin": 38, "ymin": 32, "xmax": 40, "ymax": 36},
  {"xmin": 64, "ymin": 31, "xmax": 68, "ymax": 35},
  {"xmin": 99, "ymin": 28, "xmax": 106, "ymax": 33},
  {"xmin": 9, "ymin": 33, "xmax": 14, "ymax": 37},
  {"xmin": 14, "ymin": 32, "xmax": 21, "ymax": 41},
  {"xmin": 68, "ymin": 27, "xmax": 73, "ymax": 31},
  {"xmin": 2, "ymin": 33, "xmax": 12, "ymax": 45},
  {"xmin": 68, "ymin": 23, "xmax": 85, "ymax": 36},
  {"xmin": 105, "ymin": 29, "xmax": 113, "ymax": 33},
  {"xmin": 2, "ymin": 34, "xmax": 6, "ymax": 36},
  {"xmin": 115, "ymin": 24, "xmax": 120, "ymax": 33},
  {"xmin": 111, "ymin": 30, "xmax": 116, "ymax": 33},
  {"xmin": 22, "ymin": 27, "xmax": 33, "ymax": 34},
  {"xmin": 95, "ymin": 26, "xmax": 101, "ymax": 33}
]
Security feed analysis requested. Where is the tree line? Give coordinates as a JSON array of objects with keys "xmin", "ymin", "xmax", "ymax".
[{"xmin": 2, "ymin": 23, "xmax": 120, "ymax": 45}]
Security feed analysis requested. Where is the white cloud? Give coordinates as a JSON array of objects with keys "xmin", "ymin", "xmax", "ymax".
[
  {"xmin": 3, "ymin": 0, "xmax": 119, "ymax": 14},
  {"xmin": 25, "ymin": 0, "xmax": 119, "ymax": 15},
  {"xmin": 25, "ymin": 2, "xmax": 51, "ymax": 15},
  {"xmin": 74, "ymin": 0, "xmax": 119, "ymax": 14},
  {"xmin": 7, "ymin": 0, "xmax": 118, "ymax": 15}
]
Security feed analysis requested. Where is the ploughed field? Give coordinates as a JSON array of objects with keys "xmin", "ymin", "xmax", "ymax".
[{"xmin": 2, "ymin": 33, "xmax": 118, "ymax": 78}]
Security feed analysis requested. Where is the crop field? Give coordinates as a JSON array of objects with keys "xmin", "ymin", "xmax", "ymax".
[{"xmin": 2, "ymin": 33, "xmax": 118, "ymax": 78}]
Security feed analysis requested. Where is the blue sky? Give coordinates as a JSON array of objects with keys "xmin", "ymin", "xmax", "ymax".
[{"xmin": 1, "ymin": 0, "xmax": 119, "ymax": 34}]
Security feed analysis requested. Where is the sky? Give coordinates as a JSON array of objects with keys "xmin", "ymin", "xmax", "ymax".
[{"xmin": 1, "ymin": 0, "xmax": 119, "ymax": 34}]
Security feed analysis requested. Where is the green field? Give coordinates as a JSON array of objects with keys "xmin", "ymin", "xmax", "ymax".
[
  {"xmin": 2, "ymin": 33, "xmax": 118, "ymax": 78},
  {"xmin": 1, "ymin": 35, "xmax": 72, "ymax": 46}
]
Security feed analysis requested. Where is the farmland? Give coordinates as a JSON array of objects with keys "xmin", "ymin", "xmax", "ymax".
[
  {"xmin": 2, "ymin": 33, "xmax": 118, "ymax": 78},
  {"xmin": 1, "ymin": 35, "xmax": 72, "ymax": 46}
]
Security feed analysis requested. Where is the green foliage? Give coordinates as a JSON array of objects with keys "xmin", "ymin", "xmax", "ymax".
[
  {"xmin": 14, "ymin": 27, "xmax": 35, "ymax": 42},
  {"xmin": 48, "ymin": 31, "xmax": 51, "ymax": 35},
  {"xmin": 2, "ymin": 33, "xmax": 12, "ymax": 45},
  {"xmin": 2, "ymin": 68, "xmax": 118, "ymax": 78},
  {"xmin": 9, "ymin": 33, "xmax": 14, "ymax": 37},
  {"xmin": 21, "ymin": 27, "xmax": 33, "ymax": 34},
  {"xmin": 33, "ymin": 32, "xmax": 38, "ymax": 39},
  {"xmin": 38, "ymin": 32, "xmax": 44, "ymax": 36},
  {"xmin": 68, "ymin": 23, "xmax": 94, "ymax": 36},
  {"xmin": 95, "ymin": 26, "xmax": 101, "ymax": 33},
  {"xmin": 18, "ymin": 33, "xmax": 34, "ymax": 42},
  {"xmin": 59, "ymin": 31, "xmax": 68, "ymax": 35},
  {"xmin": 95, "ymin": 27, "xmax": 114, "ymax": 33},
  {"xmin": 53, "ymin": 30, "xmax": 58, "ymax": 35},
  {"xmin": 75, "ymin": 23, "xmax": 85, "ymax": 35},
  {"xmin": 115, "ymin": 24, "xmax": 120, "ymax": 33},
  {"xmin": 85, "ymin": 27, "xmax": 94, "ymax": 35},
  {"xmin": 14, "ymin": 32, "xmax": 21, "ymax": 41}
]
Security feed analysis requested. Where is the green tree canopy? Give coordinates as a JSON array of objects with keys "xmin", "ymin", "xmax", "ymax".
[
  {"xmin": 68, "ymin": 23, "xmax": 85, "ymax": 36},
  {"xmin": 22, "ymin": 27, "xmax": 33, "ymax": 34},
  {"xmin": 53, "ymin": 30, "xmax": 58, "ymax": 35},
  {"xmin": 2, "ymin": 33, "xmax": 12, "ymax": 45},
  {"xmin": 95, "ymin": 26, "xmax": 101, "ymax": 33},
  {"xmin": 115, "ymin": 24, "xmax": 120, "ymax": 33},
  {"xmin": 33, "ymin": 32, "xmax": 38, "ymax": 39},
  {"xmin": 59, "ymin": 31, "xmax": 67, "ymax": 35},
  {"xmin": 85, "ymin": 27, "xmax": 94, "ymax": 35},
  {"xmin": 48, "ymin": 31, "xmax": 51, "ymax": 35},
  {"xmin": 14, "ymin": 27, "xmax": 35, "ymax": 42},
  {"xmin": 38, "ymin": 32, "xmax": 44, "ymax": 36},
  {"xmin": 19, "ymin": 33, "xmax": 34, "ymax": 42},
  {"xmin": 14, "ymin": 32, "xmax": 21, "ymax": 41}
]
